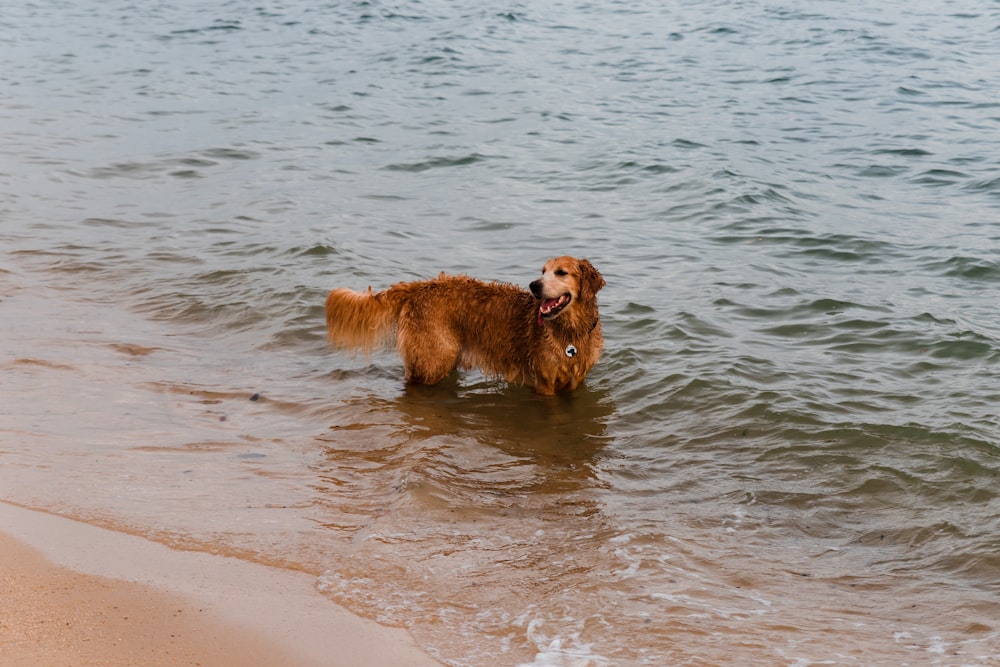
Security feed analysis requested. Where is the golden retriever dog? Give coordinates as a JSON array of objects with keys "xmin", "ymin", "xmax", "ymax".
[{"xmin": 325, "ymin": 256, "xmax": 605, "ymax": 395}]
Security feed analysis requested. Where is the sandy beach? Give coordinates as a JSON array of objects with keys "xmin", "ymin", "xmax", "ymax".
[{"xmin": 0, "ymin": 502, "xmax": 442, "ymax": 667}]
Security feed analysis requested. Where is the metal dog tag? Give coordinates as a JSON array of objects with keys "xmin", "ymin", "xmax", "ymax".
[{"xmin": 565, "ymin": 344, "xmax": 577, "ymax": 358}]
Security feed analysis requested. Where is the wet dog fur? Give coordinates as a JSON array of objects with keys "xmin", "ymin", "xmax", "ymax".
[{"xmin": 324, "ymin": 256, "xmax": 605, "ymax": 395}]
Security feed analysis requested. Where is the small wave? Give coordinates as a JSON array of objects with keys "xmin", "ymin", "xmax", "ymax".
[
  {"xmin": 72, "ymin": 148, "xmax": 257, "ymax": 181},
  {"xmin": 81, "ymin": 217, "xmax": 148, "ymax": 229},
  {"xmin": 76, "ymin": 161, "xmax": 164, "ymax": 180},
  {"xmin": 167, "ymin": 21, "xmax": 243, "ymax": 37},
  {"xmin": 518, "ymin": 626, "xmax": 613, "ymax": 667},
  {"xmin": 966, "ymin": 175, "xmax": 1000, "ymax": 195},
  {"xmin": 671, "ymin": 138, "xmax": 707, "ymax": 150},
  {"xmin": 381, "ymin": 153, "xmax": 494, "ymax": 172},
  {"xmin": 200, "ymin": 147, "xmax": 260, "ymax": 161},
  {"xmin": 909, "ymin": 168, "xmax": 969, "ymax": 187},
  {"xmin": 924, "ymin": 255, "xmax": 1000, "ymax": 282},
  {"xmin": 871, "ymin": 147, "xmax": 933, "ymax": 157},
  {"xmin": 713, "ymin": 227, "xmax": 903, "ymax": 265},
  {"xmin": 925, "ymin": 335, "xmax": 995, "ymax": 361},
  {"xmin": 289, "ymin": 243, "xmax": 340, "ymax": 258}
]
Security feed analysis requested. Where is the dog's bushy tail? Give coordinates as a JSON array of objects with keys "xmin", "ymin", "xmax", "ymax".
[{"xmin": 325, "ymin": 287, "xmax": 398, "ymax": 354}]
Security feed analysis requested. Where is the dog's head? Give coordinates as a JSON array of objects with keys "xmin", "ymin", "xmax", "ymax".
[{"xmin": 529, "ymin": 256, "xmax": 605, "ymax": 322}]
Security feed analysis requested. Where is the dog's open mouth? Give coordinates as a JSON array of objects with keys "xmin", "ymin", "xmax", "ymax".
[{"xmin": 538, "ymin": 293, "xmax": 571, "ymax": 320}]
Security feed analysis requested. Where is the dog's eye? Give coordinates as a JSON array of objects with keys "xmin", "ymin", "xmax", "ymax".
[{"xmin": 555, "ymin": 269, "xmax": 568, "ymax": 276}]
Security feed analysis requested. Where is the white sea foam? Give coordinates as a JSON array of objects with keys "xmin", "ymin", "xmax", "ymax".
[{"xmin": 517, "ymin": 618, "xmax": 613, "ymax": 667}]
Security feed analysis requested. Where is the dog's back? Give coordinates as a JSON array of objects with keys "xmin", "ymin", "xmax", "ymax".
[
  {"xmin": 394, "ymin": 276, "xmax": 536, "ymax": 384},
  {"xmin": 326, "ymin": 276, "xmax": 534, "ymax": 383}
]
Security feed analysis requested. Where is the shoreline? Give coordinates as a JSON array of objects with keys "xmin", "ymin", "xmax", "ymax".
[{"xmin": 0, "ymin": 501, "xmax": 443, "ymax": 667}]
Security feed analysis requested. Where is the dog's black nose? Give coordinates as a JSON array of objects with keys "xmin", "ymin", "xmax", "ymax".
[{"xmin": 529, "ymin": 279, "xmax": 542, "ymax": 297}]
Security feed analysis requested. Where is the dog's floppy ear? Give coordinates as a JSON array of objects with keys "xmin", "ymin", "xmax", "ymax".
[{"xmin": 578, "ymin": 259, "xmax": 605, "ymax": 300}]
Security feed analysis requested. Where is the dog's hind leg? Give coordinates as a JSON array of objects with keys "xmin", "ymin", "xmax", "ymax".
[
  {"xmin": 401, "ymin": 345, "xmax": 460, "ymax": 385},
  {"xmin": 396, "ymin": 324, "xmax": 461, "ymax": 386}
]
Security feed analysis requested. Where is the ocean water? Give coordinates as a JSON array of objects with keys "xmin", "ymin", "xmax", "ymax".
[{"xmin": 2, "ymin": 1, "xmax": 1000, "ymax": 664}]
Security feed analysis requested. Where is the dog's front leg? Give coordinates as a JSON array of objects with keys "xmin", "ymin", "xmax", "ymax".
[{"xmin": 532, "ymin": 376, "xmax": 557, "ymax": 396}]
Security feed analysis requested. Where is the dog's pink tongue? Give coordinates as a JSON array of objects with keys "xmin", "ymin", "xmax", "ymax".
[{"xmin": 538, "ymin": 298, "xmax": 558, "ymax": 326}]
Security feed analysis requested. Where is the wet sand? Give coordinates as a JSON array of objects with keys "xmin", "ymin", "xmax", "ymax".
[{"xmin": 0, "ymin": 502, "xmax": 442, "ymax": 667}]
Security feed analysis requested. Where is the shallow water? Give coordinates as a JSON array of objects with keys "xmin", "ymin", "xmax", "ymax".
[{"xmin": 3, "ymin": 1, "xmax": 1000, "ymax": 664}]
